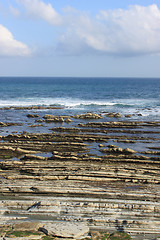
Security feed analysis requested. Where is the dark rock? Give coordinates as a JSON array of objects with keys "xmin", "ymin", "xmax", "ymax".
[{"xmin": 27, "ymin": 114, "xmax": 40, "ymax": 118}]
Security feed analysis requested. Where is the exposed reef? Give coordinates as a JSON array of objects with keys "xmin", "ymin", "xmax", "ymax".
[{"xmin": 0, "ymin": 111, "xmax": 160, "ymax": 240}]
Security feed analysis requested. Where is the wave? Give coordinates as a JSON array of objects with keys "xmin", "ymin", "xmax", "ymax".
[
  {"xmin": 0, "ymin": 97, "xmax": 158, "ymax": 109},
  {"xmin": 0, "ymin": 97, "xmax": 116, "ymax": 108},
  {"xmin": 0, "ymin": 97, "xmax": 160, "ymax": 119}
]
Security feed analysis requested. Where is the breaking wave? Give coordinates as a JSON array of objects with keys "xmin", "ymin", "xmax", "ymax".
[{"xmin": 0, "ymin": 97, "xmax": 157, "ymax": 109}]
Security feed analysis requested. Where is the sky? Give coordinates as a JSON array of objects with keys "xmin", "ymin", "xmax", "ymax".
[{"xmin": 0, "ymin": 0, "xmax": 160, "ymax": 77}]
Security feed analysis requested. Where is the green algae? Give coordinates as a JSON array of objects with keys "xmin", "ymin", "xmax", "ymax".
[
  {"xmin": 109, "ymin": 232, "xmax": 132, "ymax": 240},
  {"xmin": 6, "ymin": 230, "xmax": 42, "ymax": 238}
]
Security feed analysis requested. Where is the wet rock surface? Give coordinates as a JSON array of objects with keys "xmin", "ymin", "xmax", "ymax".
[
  {"xmin": 74, "ymin": 113, "xmax": 103, "ymax": 119},
  {"xmin": 105, "ymin": 113, "xmax": 122, "ymax": 118},
  {"xmin": 0, "ymin": 110, "xmax": 160, "ymax": 240}
]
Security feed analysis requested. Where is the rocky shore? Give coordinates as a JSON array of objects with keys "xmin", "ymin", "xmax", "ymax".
[{"xmin": 0, "ymin": 109, "xmax": 160, "ymax": 240}]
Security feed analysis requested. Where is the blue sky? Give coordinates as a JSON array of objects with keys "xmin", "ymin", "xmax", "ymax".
[{"xmin": 0, "ymin": 0, "xmax": 160, "ymax": 77}]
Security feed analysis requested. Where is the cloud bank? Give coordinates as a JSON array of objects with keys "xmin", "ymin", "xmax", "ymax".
[
  {"xmin": 0, "ymin": 24, "xmax": 31, "ymax": 57},
  {"xmin": 59, "ymin": 4, "xmax": 160, "ymax": 56},
  {"xmin": 6, "ymin": 2, "xmax": 160, "ymax": 57}
]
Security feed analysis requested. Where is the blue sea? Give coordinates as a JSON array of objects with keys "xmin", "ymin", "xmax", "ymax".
[{"xmin": 0, "ymin": 77, "xmax": 160, "ymax": 121}]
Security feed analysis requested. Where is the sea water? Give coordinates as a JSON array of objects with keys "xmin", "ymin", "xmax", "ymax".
[
  {"xmin": 0, "ymin": 77, "xmax": 160, "ymax": 157},
  {"xmin": 0, "ymin": 77, "xmax": 160, "ymax": 120}
]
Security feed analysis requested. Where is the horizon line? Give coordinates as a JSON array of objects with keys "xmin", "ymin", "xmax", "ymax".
[{"xmin": 0, "ymin": 76, "xmax": 160, "ymax": 79}]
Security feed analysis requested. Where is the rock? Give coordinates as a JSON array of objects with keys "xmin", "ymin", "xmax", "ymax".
[
  {"xmin": 117, "ymin": 147, "xmax": 123, "ymax": 152},
  {"xmin": 109, "ymin": 232, "xmax": 133, "ymax": 239},
  {"xmin": 15, "ymin": 148, "xmax": 37, "ymax": 154},
  {"xmin": 106, "ymin": 112, "xmax": 122, "ymax": 118},
  {"xmin": 35, "ymin": 119, "xmax": 44, "ymax": 123},
  {"xmin": 43, "ymin": 114, "xmax": 55, "ymax": 119},
  {"xmin": 0, "ymin": 122, "xmax": 6, "ymax": 127},
  {"xmin": 45, "ymin": 117, "xmax": 64, "ymax": 123},
  {"xmin": 106, "ymin": 113, "xmax": 115, "ymax": 118},
  {"xmin": 90, "ymin": 230, "xmax": 104, "ymax": 240},
  {"xmin": 107, "ymin": 145, "xmax": 118, "ymax": 148},
  {"xmin": 100, "ymin": 145, "xmax": 136, "ymax": 155},
  {"xmin": 123, "ymin": 148, "xmax": 136, "ymax": 154},
  {"xmin": 0, "ymin": 146, "xmax": 15, "ymax": 151},
  {"xmin": 125, "ymin": 114, "xmax": 132, "ymax": 118},
  {"xmin": 40, "ymin": 222, "xmax": 89, "ymax": 238},
  {"xmin": 99, "ymin": 144, "xmax": 105, "ymax": 147},
  {"xmin": 0, "ymin": 122, "xmax": 23, "ymax": 127},
  {"xmin": 114, "ymin": 113, "xmax": 122, "ymax": 118},
  {"xmin": 27, "ymin": 114, "xmax": 40, "ymax": 118},
  {"xmin": 65, "ymin": 118, "xmax": 73, "ymax": 123},
  {"xmin": 29, "ymin": 124, "xmax": 43, "ymax": 127},
  {"xmin": 74, "ymin": 113, "xmax": 103, "ymax": 119},
  {"xmin": 13, "ymin": 222, "xmax": 43, "ymax": 231},
  {"xmin": 22, "ymin": 154, "xmax": 46, "ymax": 160},
  {"xmin": 43, "ymin": 114, "xmax": 70, "ymax": 123}
]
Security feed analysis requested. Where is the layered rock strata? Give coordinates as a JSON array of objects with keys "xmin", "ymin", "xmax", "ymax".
[{"xmin": 0, "ymin": 115, "xmax": 160, "ymax": 240}]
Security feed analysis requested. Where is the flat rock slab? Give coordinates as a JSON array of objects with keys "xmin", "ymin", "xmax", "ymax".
[
  {"xmin": 13, "ymin": 222, "xmax": 43, "ymax": 231},
  {"xmin": 41, "ymin": 222, "xmax": 89, "ymax": 239}
]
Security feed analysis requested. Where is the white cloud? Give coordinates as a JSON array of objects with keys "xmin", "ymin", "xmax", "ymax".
[
  {"xmin": 9, "ymin": 5, "xmax": 21, "ymax": 17},
  {"xmin": 0, "ymin": 24, "xmax": 31, "ymax": 57},
  {"xmin": 17, "ymin": 0, "xmax": 62, "ymax": 26},
  {"xmin": 58, "ymin": 4, "xmax": 160, "ymax": 56}
]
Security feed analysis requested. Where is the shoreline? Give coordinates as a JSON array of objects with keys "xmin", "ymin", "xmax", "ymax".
[{"xmin": 0, "ymin": 110, "xmax": 160, "ymax": 240}]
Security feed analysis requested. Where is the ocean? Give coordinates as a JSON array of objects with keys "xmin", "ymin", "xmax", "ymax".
[{"xmin": 0, "ymin": 77, "xmax": 160, "ymax": 121}]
